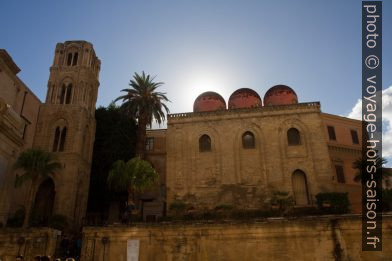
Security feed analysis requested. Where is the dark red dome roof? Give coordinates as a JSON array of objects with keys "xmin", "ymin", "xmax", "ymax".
[
  {"xmin": 264, "ymin": 85, "xmax": 298, "ymax": 106},
  {"xmin": 193, "ymin": 91, "xmax": 226, "ymax": 112},
  {"xmin": 228, "ymin": 88, "xmax": 262, "ymax": 109}
]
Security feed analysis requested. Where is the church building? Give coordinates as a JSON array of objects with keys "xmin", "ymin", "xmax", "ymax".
[{"xmin": 146, "ymin": 86, "xmax": 363, "ymax": 216}]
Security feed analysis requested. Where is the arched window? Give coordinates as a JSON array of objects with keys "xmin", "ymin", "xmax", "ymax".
[
  {"xmin": 72, "ymin": 52, "xmax": 78, "ymax": 66},
  {"xmin": 53, "ymin": 126, "xmax": 67, "ymax": 152},
  {"xmin": 292, "ymin": 170, "xmax": 309, "ymax": 205},
  {"xmin": 199, "ymin": 134, "xmax": 211, "ymax": 152},
  {"xmin": 287, "ymin": 128, "xmax": 301, "ymax": 145},
  {"xmin": 59, "ymin": 82, "xmax": 73, "ymax": 104},
  {"xmin": 66, "ymin": 51, "xmax": 78, "ymax": 66},
  {"xmin": 59, "ymin": 85, "xmax": 66, "ymax": 104},
  {"xmin": 59, "ymin": 127, "xmax": 67, "ymax": 152},
  {"xmin": 242, "ymin": 131, "xmax": 255, "ymax": 149},
  {"xmin": 52, "ymin": 127, "xmax": 60, "ymax": 152},
  {"xmin": 67, "ymin": 53, "xmax": 73, "ymax": 66},
  {"xmin": 65, "ymin": 84, "xmax": 72, "ymax": 104}
]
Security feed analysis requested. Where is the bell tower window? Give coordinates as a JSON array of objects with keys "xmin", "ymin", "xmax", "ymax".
[
  {"xmin": 66, "ymin": 52, "xmax": 79, "ymax": 66},
  {"xmin": 67, "ymin": 53, "xmax": 72, "ymax": 66},
  {"xmin": 72, "ymin": 52, "xmax": 78, "ymax": 66},
  {"xmin": 59, "ymin": 83, "xmax": 73, "ymax": 104},
  {"xmin": 53, "ymin": 126, "xmax": 67, "ymax": 152}
]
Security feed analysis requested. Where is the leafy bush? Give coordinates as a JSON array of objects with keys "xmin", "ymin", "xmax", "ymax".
[
  {"xmin": 270, "ymin": 191, "xmax": 294, "ymax": 211},
  {"xmin": 6, "ymin": 207, "xmax": 25, "ymax": 228},
  {"xmin": 316, "ymin": 192, "xmax": 350, "ymax": 214},
  {"xmin": 169, "ymin": 200, "xmax": 188, "ymax": 218}
]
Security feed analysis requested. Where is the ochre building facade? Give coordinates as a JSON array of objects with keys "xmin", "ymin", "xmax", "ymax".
[
  {"xmin": 0, "ymin": 49, "xmax": 41, "ymax": 226},
  {"xmin": 146, "ymin": 87, "xmax": 364, "ymax": 214},
  {"xmin": 0, "ymin": 41, "xmax": 100, "ymax": 227}
]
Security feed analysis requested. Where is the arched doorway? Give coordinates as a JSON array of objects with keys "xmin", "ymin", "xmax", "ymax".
[
  {"xmin": 31, "ymin": 178, "xmax": 55, "ymax": 226},
  {"xmin": 292, "ymin": 170, "xmax": 309, "ymax": 206}
]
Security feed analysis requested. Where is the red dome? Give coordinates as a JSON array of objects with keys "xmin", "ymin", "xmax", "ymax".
[
  {"xmin": 263, "ymin": 85, "xmax": 298, "ymax": 106},
  {"xmin": 193, "ymin": 91, "xmax": 226, "ymax": 112},
  {"xmin": 228, "ymin": 88, "xmax": 262, "ymax": 109}
]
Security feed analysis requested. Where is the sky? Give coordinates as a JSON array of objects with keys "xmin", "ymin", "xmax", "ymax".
[{"xmin": 1, "ymin": 0, "xmax": 391, "ymax": 164}]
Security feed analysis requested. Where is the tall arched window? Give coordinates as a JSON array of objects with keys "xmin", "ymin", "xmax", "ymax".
[
  {"xmin": 199, "ymin": 134, "xmax": 211, "ymax": 152},
  {"xmin": 292, "ymin": 170, "xmax": 309, "ymax": 205},
  {"xmin": 287, "ymin": 128, "xmax": 301, "ymax": 145},
  {"xmin": 59, "ymin": 83, "xmax": 73, "ymax": 104},
  {"xmin": 242, "ymin": 131, "xmax": 255, "ymax": 149},
  {"xmin": 59, "ymin": 127, "xmax": 67, "ymax": 151},
  {"xmin": 66, "ymin": 52, "xmax": 78, "ymax": 66},
  {"xmin": 65, "ymin": 84, "xmax": 72, "ymax": 104},
  {"xmin": 59, "ymin": 85, "xmax": 66, "ymax": 104},
  {"xmin": 72, "ymin": 52, "xmax": 78, "ymax": 66},
  {"xmin": 67, "ymin": 53, "xmax": 73, "ymax": 66},
  {"xmin": 52, "ymin": 127, "xmax": 60, "ymax": 152},
  {"xmin": 53, "ymin": 126, "xmax": 67, "ymax": 152}
]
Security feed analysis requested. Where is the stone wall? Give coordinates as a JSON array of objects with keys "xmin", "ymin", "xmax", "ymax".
[
  {"xmin": 81, "ymin": 214, "xmax": 392, "ymax": 261},
  {"xmin": 0, "ymin": 228, "xmax": 59, "ymax": 261},
  {"xmin": 0, "ymin": 49, "xmax": 41, "ymax": 225},
  {"xmin": 166, "ymin": 102, "xmax": 334, "ymax": 210}
]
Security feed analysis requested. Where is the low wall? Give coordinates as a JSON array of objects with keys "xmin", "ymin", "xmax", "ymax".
[
  {"xmin": 81, "ymin": 214, "xmax": 392, "ymax": 261},
  {"xmin": 0, "ymin": 228, "xmax": 59, "ymax": 261}
]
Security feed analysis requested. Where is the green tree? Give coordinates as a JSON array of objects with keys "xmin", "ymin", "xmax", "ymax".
[
  {"xmin": 13, "ymin": 148, "xmax": 61, "ymax": 227},
  {"xmin": 87, "ymin": 104, "xmax": 137, "ymax": 217},
  {"xmin": 353, "ymin": 156, "xmax": 391, "ymax": 182},
  {"xmin": 115, "ymin": 72, "xmax": 169, "ymax": 158},
  {"xmin": 107, "ymin": 157, "xmax": 159, "ymax": 202}
]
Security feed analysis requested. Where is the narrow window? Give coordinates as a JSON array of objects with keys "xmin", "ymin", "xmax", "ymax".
[
  {"xmin": 53, "ymin": 127, "xmax": 60, "ymax": 152},
  {"xmin": 199, "ymin": 134, "xmax": 211, "ymax": 152},
  {"xmin": 242, "ymin": 131, "xmax": 255, "ymax": 149},
  {"xmin": 327, "ymin": 126, "xmax": 336, "ymax": 140},
  {"xmin": 351, "ymin": 130, "xmax": 359, "ymax": 144},
  {"xmin": 287, "ymin": 128, "xmax": 301, "ymax": 145},
  {"xmin": 60, "ymin": 85, "xmax": 66, "ymax": 104},
  {"xmin": 65, "ymin": 84, "xmax": 72, "ymax": 104},
  {"xmin": 67, "ymin": 53, "xmax": 72, "ymax": 66},
  {"xmin": 72, "ymin": 53, "xmax": 78, "ymax": 66},
  {"xmin": 146, "ymin": 137, "xmax": 154, "ymax": 151},
  {"xmin": 335, "ymin": 165, "xmax": 345, "ymax": 183},
  {"xmin": 50, "ymin": 86, "xmax": 55, "ymax": 103},
  {"xmin": 59, "ymin": 127, "xmax": 67, "ymax": 152}
]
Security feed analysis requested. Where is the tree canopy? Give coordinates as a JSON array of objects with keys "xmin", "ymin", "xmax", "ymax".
[
  {"xmin": 107, "ymin": 157, "xmax": 159, "ymax": 199},
  {"xmin": 87, "ymin": 103, "xmax": 137, "ymax": 214},
  {"xmin": 115, "ymin": 72, "xmax": 169, "ymax": 157}
]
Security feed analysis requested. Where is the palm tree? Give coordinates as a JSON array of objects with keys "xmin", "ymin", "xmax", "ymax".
[
  {"xmin": 13, "ymin": 148, "xmax": 62, "ymax": 227},
  {"xmin": 115, "ymin": 72, "xmax": 170, "ymax": 158},
  {"xmin": 107, "ymin": 157, "xmax": 159, "ymax": 202},
  {"xmin": 353, "ymin": 156, "xmax": 391, "ymax": 182}
]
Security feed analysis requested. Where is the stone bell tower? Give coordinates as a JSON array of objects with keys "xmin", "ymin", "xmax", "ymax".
[{"xmin": 33, "ymin": 41, "xmax": 100, "ymax": 227}]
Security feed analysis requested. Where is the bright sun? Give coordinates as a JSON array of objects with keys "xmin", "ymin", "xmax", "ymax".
[{"xmin": 186, "ymin": 74, "xmax": 229, "ymax": 105}]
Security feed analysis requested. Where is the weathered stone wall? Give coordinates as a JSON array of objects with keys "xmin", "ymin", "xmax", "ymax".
[
  {"xmin": 81, "ymin": 214, "xmax": 392, "ymax": 261},
  {"xmin": 166, "ymin": 103, "xmax": 334, "ymax": 210},
  {"xmin": 320, "ymin": 113, "xmax": 363, "ymax": 213},
  {"xmin": 31, "ymin": 41, "xmax": 100, "ymax": 227},
  {"xmin": 0, "ymin": 228, "xmax": 59, "ymax": 261},
  {"xmin": 0, "ymin": 49, "xmax": 41, "ymax": 225}
]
